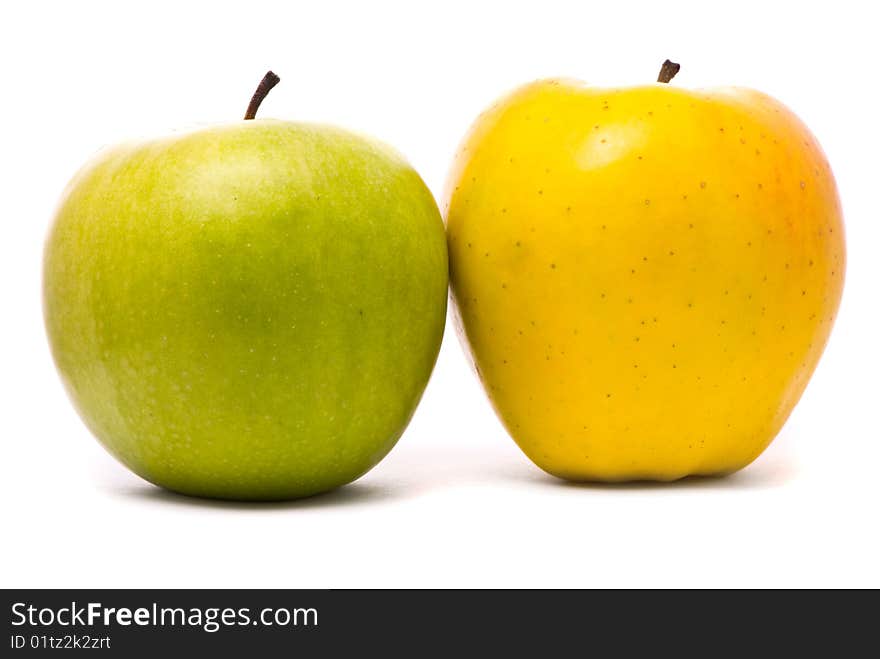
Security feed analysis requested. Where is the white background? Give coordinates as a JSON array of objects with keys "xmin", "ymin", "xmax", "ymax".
[{"xmin": 1, "ymin": 0, "xmax": 878, "ymax": 588}]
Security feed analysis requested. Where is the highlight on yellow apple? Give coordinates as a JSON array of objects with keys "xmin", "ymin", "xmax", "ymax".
[{"xmin": 444, "ymin": 61, "xmax": 845, "ymax": 482}]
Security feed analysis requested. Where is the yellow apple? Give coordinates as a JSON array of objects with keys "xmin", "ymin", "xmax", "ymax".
[{"xmin": 444, "ymin": 62, "xmax": 845, "ymax": 481}]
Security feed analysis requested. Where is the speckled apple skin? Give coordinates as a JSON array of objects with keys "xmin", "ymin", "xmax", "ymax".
[
  {"xmin": 44, "ymin": 120, "xmax": 448, "ymax": 500},
  {"xmin": 445, "ymin": 79, "xmax": 845, "ymax": 481}
]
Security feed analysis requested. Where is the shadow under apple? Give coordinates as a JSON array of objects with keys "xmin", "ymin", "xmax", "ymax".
[
  {"xmin": 107, "ymin": 480, "xmax": 403, "ymax": 511},
  {"xmin": 94, "ymin": 436, "xmax": 797, "ymax": 508}
]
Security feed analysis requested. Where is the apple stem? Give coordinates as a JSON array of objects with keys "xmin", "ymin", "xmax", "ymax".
[
  {"xmin": 657, "ymin": 60, "xmax": 681, "ymax": 84},
  {"xmin": 244, "ymin": 71, "xmax": 281, "ymax": 120}
]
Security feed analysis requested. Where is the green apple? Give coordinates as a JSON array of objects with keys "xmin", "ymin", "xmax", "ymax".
[{"xmin": 43, "ymin": 73, "xmax": 448, "ymax": 500}]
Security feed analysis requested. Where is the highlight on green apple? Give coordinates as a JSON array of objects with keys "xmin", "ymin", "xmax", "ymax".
[{"xmin": 43, "ymin": 72, "xmax": 449, "ymax": 501}]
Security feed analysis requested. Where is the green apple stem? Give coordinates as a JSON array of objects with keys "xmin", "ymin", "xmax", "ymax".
[
  {"xmin": 244, "ymin": 71, "xmax": 281, "ymax": 120},
  {"xmin": 657, "ymin": 60, "xmax": 681, "ymax": 83}
]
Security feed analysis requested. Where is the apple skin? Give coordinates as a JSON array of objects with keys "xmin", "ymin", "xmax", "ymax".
[
  {"xmin": 444, "ymin": 79, "xmax": 845, "ymax": 481},
  {"xmin": 44, "ymin": 120, "xmax": 448, "ymax": 500}
]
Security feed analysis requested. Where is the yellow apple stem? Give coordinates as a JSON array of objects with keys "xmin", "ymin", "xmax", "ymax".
[
  {"xmin": 244, "ymin": 71, "xmax": 281, "ymax": 120},
  {"xmin": 657, "ymin": 60, "xmax": 681, "ymax": 83}
]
